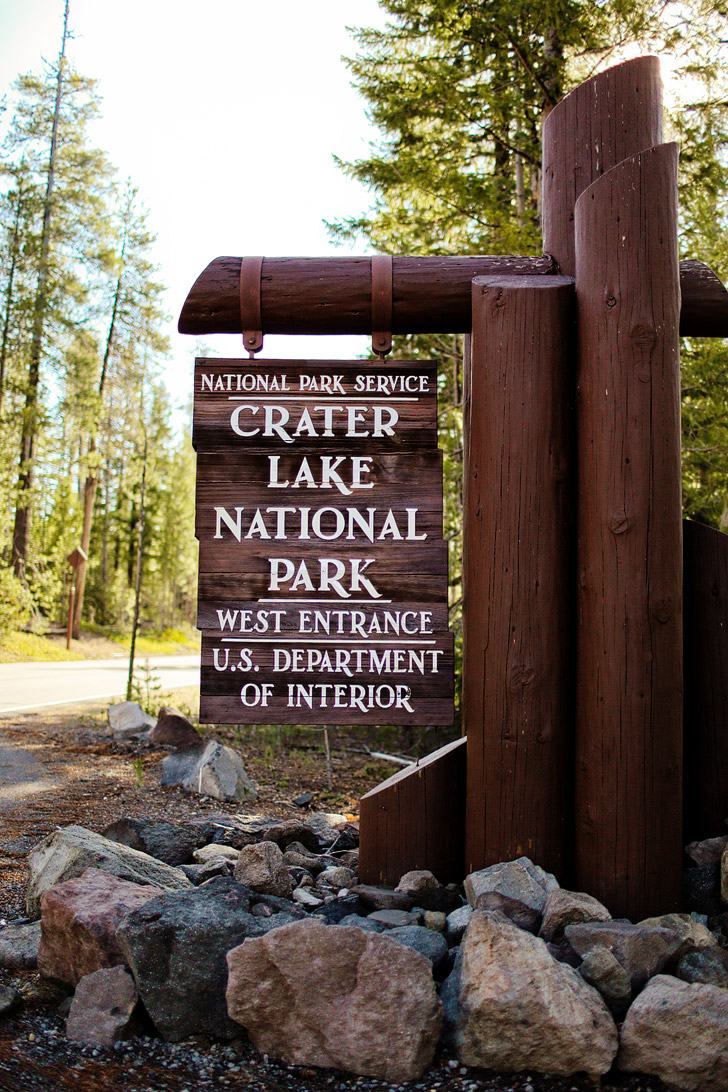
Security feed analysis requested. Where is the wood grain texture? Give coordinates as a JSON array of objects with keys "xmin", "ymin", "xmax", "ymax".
[
  {"xmin": 574, "ymin": 144, "xmax": 683, "ymax": 918},
  {"xmin": 178, "ymin": 256, "xmax": 728, "ymax": 338},
  {"xmin": 683, "ymin": 518, "xmax": 728, "ymax": 842},
  {"xmin": 463, "ymin": 275, "xmax": 575, "ymax": 880},
  {"xmin": 358, "ymin": 736, "xmax": 467, "ymax": 884},
  {"xmin": 542, "ymin": 56, "xmax": 663, "ymax": 277}
]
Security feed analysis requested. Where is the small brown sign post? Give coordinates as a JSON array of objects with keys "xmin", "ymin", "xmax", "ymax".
[{"xmin": 193, "ymin": 358, "xmax": 454, "ymax": 727}]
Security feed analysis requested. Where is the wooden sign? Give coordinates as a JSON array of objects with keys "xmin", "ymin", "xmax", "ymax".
[{"xmin": 193, "ymin": 358, "xmax": 453, "ymax": 725}]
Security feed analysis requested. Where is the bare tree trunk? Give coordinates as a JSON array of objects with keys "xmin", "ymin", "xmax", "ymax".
[
  {"xmin": 12, "ymin": 0, "xmax": 70, "ymax": 579},
  {"xmin": 0, "ymin": 175, "xmax": 25, "ymax": 416}
]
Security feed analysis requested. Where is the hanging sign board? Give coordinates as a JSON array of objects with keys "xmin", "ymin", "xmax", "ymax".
[{"xmin": 193, "ymin": 358, "xmax": 454, "ymax": 725}]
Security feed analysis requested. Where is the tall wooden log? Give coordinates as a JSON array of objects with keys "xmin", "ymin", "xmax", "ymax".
[
  {"xmin": 177, "ymin": 255, "xmax": 728, "ymax": 338},
  {"xmin": 463, "ymin": 275, "xmax": 574, "ymax": 878},
  {"xmin": 542, "ymin": 56, "xmax": 663, "ymax": 277},
  {"xmin": 574, "ymin": 144, "xmax": 683, "ymax": 918},
  {"xmin": 683, "ymin": 518, "xmax": 728, "ymax": 842}
]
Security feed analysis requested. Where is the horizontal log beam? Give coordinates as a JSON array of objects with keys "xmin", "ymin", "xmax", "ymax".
[{"xmin": 178, "ymin": 255, "xmax": 728, "ymax": 339}]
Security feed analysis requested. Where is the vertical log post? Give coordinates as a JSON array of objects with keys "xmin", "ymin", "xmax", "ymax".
[
  {"xmin": 574, "ymin": 144, "xmax": 683, "ymax": 918},
  {"xmin": 542, "ymin": 56, "xmax": 663, "ymax": 277},
  {"xmin": 463, "ymin": 275, "xmax": 574, "ymax": 877}
]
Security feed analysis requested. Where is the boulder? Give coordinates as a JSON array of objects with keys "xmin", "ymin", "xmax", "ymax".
[
  {"xmin": 193, "ymin": 843, "xmax": 240, "ymax": 864},
  {"xmin": 0, "ymin": 919, "xmax": 41, "ymax": 970},
  {"xmin": 107, "ymin": 701, "xmax": 154, "ymax": 738},
  {"xmin": 226, "ymin": 919, "xmax": 442, "ymax": 1082},
  {"xmin": 565, "ymin": 921, "xmax": 684, "ymax": 992},
  {"xmin": 474, "ymin": 890, "xmax": 541, "ymax": 933},
  {"xmin": 386, "ymin": 925, "xmax": 449, "ymax": 972},
  {"xmin": 26, "ymin": 825, "xmax": 191, "ymax": 920},
  {"xmin": 116, "ymin": 877, "xmax": 300, "ymax": 1041},
  {"xmin": 318, "ymin": 866, "xmax": 355, "ymax": 890},
  {"xmin": 464, "ymin": 857, "xmax": 559, "ymax": 916},
  {"xmin": 0, "ymin": 986, "xmax": 21, "ymax": 1017},
  {"xmin": 66, "ymin": 966, "xmax": 139, "ymax": 1048},
  {"xmin": 686, "ymin": 835, "xmax": 728, "ymax": 868},
  {"xmin": 147, "ymin": 707, "xmax": 199, "ymax": 749},
  {"xmin": 37, "ymin": 867, "xmax": 159, "ymax": 986},
  {"xmin": 676, "ymin": 948, "xmax": 728, "ymax": 988},
  {"xmin": 618, "ymin": 974, "xmax": 728, "ymax": 1090},
  {"xmin": 349, "ymin": 885, "xmax": 413, "ymax": 912},
  {"xmin": 102, "ymin": 817, "xmax": 206, "ymax": 866},
  {"xmin": 233, "ymin": 842, "xmax": 292, "ymax": 898},
  {"xmin": 539, "ymin": 889, "xmax": 611, "ymax": 942},
  {"xmin": 444, "ymin": 910, "xmax": 617, "ymax": 1079},
  {"xmin": 640, "ymin": 912, "xmax": 717, "ymax": 961},
  {"xmin": 578, "ymin": 947, "xmax": 632, "ymax": 1020},
  {"xmin": 446, "ymin": 904, "xmax": 474, "ymax": 947},
  {"xmin": 396, "ymin": 870, "xmax": 441, "ymax": 896},
  {"xmin": 161, "ymin": 741, "xmax": 257, "ymax": 803}
]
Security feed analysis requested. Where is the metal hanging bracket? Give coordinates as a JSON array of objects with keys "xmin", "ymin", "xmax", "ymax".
[
  {"xmin": 240, "ymin": 255, "xmax": 264, "ymax": 356},
  {"xmin": 371, "ymin": 254, "xmax": 393, "ymax": 357}
]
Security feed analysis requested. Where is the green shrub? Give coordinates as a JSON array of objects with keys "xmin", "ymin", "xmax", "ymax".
[{"xmin": 0, "ymin": 569, "xmax": 33, "ymax": 637}]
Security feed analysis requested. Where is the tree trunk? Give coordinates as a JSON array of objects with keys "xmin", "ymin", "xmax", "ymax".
[{"xmin": 11, "ymin": 0, "xmax": 70, "ymax": 579}]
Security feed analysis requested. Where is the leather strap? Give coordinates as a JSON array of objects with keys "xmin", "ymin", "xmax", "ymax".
[
  {"xmin": 371, "ymin": 254, "xmax": 393, "ymax": 356},
  {"xmin": 240, "ymin": 256, "xmax": 264, "ymax": 355}
]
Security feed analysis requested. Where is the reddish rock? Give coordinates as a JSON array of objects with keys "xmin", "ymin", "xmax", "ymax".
[
  {"xmin": 226, "ymin": 920, "xmax": 442, "ymax": 1082},
  {"xmin": 38, "ymin": 868, "xmax": 159, "ymax": 985},
  {"xmin": 66, "ymin": 966, "xmax": 139, "ymax": 1047},
  {"xmin": 148, "ymin": 707, "xmax": 200, "ymax": 749}
]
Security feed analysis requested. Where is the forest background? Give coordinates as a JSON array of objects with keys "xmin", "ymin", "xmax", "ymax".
[{"xmin": 1, "ymin": 0, "xmax": 727, "ymax": 727}]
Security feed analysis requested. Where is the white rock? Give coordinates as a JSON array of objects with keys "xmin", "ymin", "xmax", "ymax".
[
  {"xmin": 292, "ymin": 887, "xmax": 324, "ymax": 909},
  {"xmin": 619, "ymin": 974, "xmax": 728, "ymax": 1090},
  {"xmin": 464, "ymin": 857, "xmax": 559, "ymax": 914},
  {"xmin": 161, "ymin": 741, "xmax": 257, "ymax": 803},
  {"xmin": 107, "ymin": 701, "xmax": 155, "ymax": 738},
  {"xmin": 445, "ymin": 910, "xmax": 617, "ymax": 1079},
  {"xmin": 192, "ymin": 844, "xmax": 240, "ymax": 864}
]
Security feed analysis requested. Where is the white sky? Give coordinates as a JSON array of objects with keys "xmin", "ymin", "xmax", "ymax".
[{"xmin": 0, "ymin": 0, "xmax": 387, "ymax": 417}]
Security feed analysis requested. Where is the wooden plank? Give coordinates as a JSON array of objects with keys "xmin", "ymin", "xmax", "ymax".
[
  {"xmin": 178, "ymin": 256, "xmax": 728, "ymax": 339},
  {"xmin": 683, "ymin": 518, "xmax": 728, "ymax": 841},
  {"xmin": 192, "ymin": 359, "xmax": 438, "ymax": 452},
  {"xmin": 542, "ymin": 56, "xmax": 663, "ymax": 278},
  {"xmin": 358, "ymin": 736, "xmax": 467, "ymax": 885},
  {"xmin": 463, "ymin": 275, "xmax": 575, "ymax": 880},
  {"xmin": 574, "ymin": 144, "xmax": 683, "ymax": 918}
]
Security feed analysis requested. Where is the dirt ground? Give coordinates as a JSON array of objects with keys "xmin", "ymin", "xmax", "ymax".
[{"xmin": 0, "ymin": 706, "xmax": 667, "ymax": 1092}]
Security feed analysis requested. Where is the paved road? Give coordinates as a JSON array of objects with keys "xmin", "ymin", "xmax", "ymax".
[{"xmin": 0, "ymin": 655, "xmax": 200, "ymax": 715}]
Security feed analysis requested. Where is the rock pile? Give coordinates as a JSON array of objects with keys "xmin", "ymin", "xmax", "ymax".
[{"xmin": 5, "ymin": 816, "xmax": 728, "ymax": 1087}]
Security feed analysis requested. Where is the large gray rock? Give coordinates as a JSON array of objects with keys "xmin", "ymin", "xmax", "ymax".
[
  {"xmin": 578, "ymin": 947, "xmax": 632, "ymax": 1020},
  {"xmin": 38, "ymin": 868, "xmax": 159, "ymax": 986},
  {"xmin": 116, "ymin": 877, "xmax": 301, "ymax": 1041},
  {"xmin": 464, "ymin": 857, "xmax": 559, "ymax": 916},
  {"xmin": 0, "ymin": 920, "xmax": 41, "ymax": 970},
  {"xmin": 233, "ymin": 841, "xmax": 291, "ymax": 898},
  {"xmin": 676, "ymin": 948, "xmax": 728, "ymax": 988},
  {"xmin": 640, "ymin": 912, "xmax": 717, "ymax": 961},
  {"xmin": 160, "ymin": 741, "xmax": 257, "ymax": 803},
  {"xmin": 565, "ymin": 921, "xmax": 684, "ymax": 991},
  {"xmin": 444, "ymin": 910, "xmax": 617, "ymax": 1079},
  {"xmin": 107, "ymin": 701, "xmax": 154, "ymax": 738},
  {"xmin": 446, "ymin": 904, "xmax": 474, "ymax": 947},
  {"xmin": 226, "ymin": 920, "xmax": 442, "ymax": 1082},
  {"xmin": 618, "ymin": 974, "xmax": 728, "ymax": 1090},
  {"xmin": 102, "ymin": 817, "xmax": 207, "ymax": 866},
  {"xmin": 66, "ymin": 966, "xmax": 139, "ymax": 1048},
  {"xmin": 539, "ymin": 889, "xmax": 611, "ymax": 942},
  {"xmin": 26, "ymin": 826, "xmax": 191, "ymax": 920}
]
